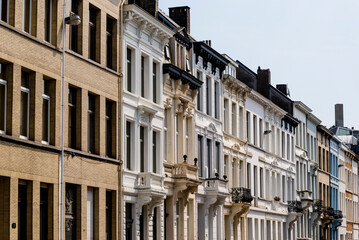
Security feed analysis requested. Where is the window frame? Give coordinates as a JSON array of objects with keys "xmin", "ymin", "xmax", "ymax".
[
  {"xmin": 22, "ymin": 0, "xmax": 32, "ymax": 34},
  {"xmin": 0, "ymin": 62, "xmax": 7, "ymax": 134},
  {"xmin": 44, "ymin": 0, "xmax": 52, "ymax": 43},
  {"xmin": 0, "ymin": 0, "xmax": 10, "ymax": 23},
  {"xmin": 41, "ymin": 79, "xmax": 51, "ymax": 144},
  {"xmin": 20, "ymin": 72, "xmax": 30, "ymax": 139}
]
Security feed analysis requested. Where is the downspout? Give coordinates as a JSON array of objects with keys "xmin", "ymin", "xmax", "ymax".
[
  {"xmin": 118, "ymin": 0, "xmax": 125, "ymax": 239},
  {"xmin": 59, "ymin": 0, "xmax": 66, "ymax": 238}
]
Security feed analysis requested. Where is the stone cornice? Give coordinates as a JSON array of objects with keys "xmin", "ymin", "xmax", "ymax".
[
  {"xmin": 294, "ymin": 101, "xmax": 312, "ymax": 114},
  {"xmin": 124, "ymin": 4, "xmax": 173, "ymax": 44}
]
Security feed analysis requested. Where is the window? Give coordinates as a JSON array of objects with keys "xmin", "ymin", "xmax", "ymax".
[
  {"xmin": 87, "ymin": 187, "xmax": 94, "ymax": 240},
  {"xmin": 247, "ymin": 163, "xmax": 251, "ymax": 189},
  {"xmin": 0, "ymin": 0, "xmax": 10, "ymax": 22},
  {"xmin": 140, "ymin": 126, "xmax": 145, "ymax": 172},
  {"xmin": 207, "ymin": 139, "xmax": 212, "ymax": 178},
  {"xmin": 260, "ymin": 168, "xmax": 263, "ymax": 198},
  {"xmin": 0, "ymin": 62, "xmax": 7, "ymax": 133},
  {"xmin": 215, "ymin": 142, "xmax": 220, "ymax": 176},
  {"xmin": 141, "ymin": 56, "xmax": 145, "ymax": 98},
  {"xmin": 198, "ymin": 135, "xmax": 203, "ymax": 177},
  {"xmin": 42, "ymin": 80, "xmax": 50, "ymax": 144},
  {"xmin": 44, "ymin": 0, "xmax": 51, "ymax": 42},
  {"xmin": 20, "ymin": 71, "xmax": 30, "ymax": 139},
  {"xmin": 70, "ymin": 0, "xmax": 81, "ymax": 53},
  {"xmin": 197, "ymin": 71, "xmax": 202, "ymax": 111},
  {"xmin": 126, "ymin": 48, "xmax": 133, "ymax": 92},
  {"xmin": 224, "ymin": 155, "xmax": 228, "ymax": 177},
  {"xmin": 65, "ymin": 184, "xmax": 78, "ymax": 239},
  {"xmin": 232, "ymin": 103, "xmax": 236, "ymax": 136},
  {"xmin": 164, "ymin": 109, "xmax": 168, "ymax": 161},
  {"xmin": 253, "ymin": 115, "xmax": 257, "ymax": 145},
  {"xmin": 223, "ymin": 99, "xmax": 228, "ymax": 132},
  {"xmin": 88, "ymin": 94, "xmax": 96, "ymax": 153},
  {"xmin": 68, "ymin": 86, "xmax": 78, "ymax": 149},
  {"xmin": 164, "ymin": 45, "xmax": 170, "ymax": 60},
  {"xmin": 125, "ymin": 203, "xmax": 133, "ymax": 240},
  {"xmin": 106, "ymin": 191, "xmax": 114, "ymax": 240},
  {"xmin": 206, "ymin": 77, "xmax": 211, "ymax": 115},
  {"xmin": 152, "ymin": 131, "xmax": 157, "ymax": 173},
  {"xmin": 281, "ymin": 131, "xmax": 285, "ymax": 158},
  {"xmin": 246, "ymin": 111, "xmax": 250, "ymax": 142},
  {"xmin": 239, "ymin": 107, "xmax": 243, "ymax": 139},
  {"xmin": 185, "ymin": 118, "xmax": 189, "ymax": 155},
  {"xmin": 105, "ymin": 100, "xmax": 114, "ymax": 157},
  {"xmin": 176, "ymin": 115, "xmax": 179, "ymax": 163},
  {"xmin": 106, "ymin": 15, "xmax": 116, "ymax": 70},
  {"xmin": 40, "ymin": 184, "xmax": 53, "ymax": 240},
  {"xmin": 153, "ymin": 207, "xmax": 158, "ymax": 240},
  {"xmin": 139, "ymin": 206, "xmax": 145, "ymax": 240},
  {"xmin": 18, "ymin": 181, "xmax": 32, "ymax": 239},
  {"xmin": 23, "ymin": 0, "xmax": 33, "ymax": 34},
  {"xmin": 259, "ymin": 118, "xmax": 263, "ymax": 148},
  {"xmin": 214, "ymin": 81, "xmax": 219, "ymax": 119},
  {"xmin": 152, "ymin": 62, "xmax": 157, "ymax": 103},
  {"xmin": 126, "ymin": 121, "xmax": 132, "ymax": 170},
  {"xmin": 89, "ymin": 5, "xmax": 99, "ymax": 62}
]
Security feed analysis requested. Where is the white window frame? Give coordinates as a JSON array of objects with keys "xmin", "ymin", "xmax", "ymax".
[
  {"xmin": 152, "ymin": 60, "xmax": 159, "ymax": 104},
  {"xmin": 41, "ymin": 80, "xmax": 50, "ymax": 144},
  {"xmin": 0, "ymin": 77, "xmax": 7, "ymax": 134},
  {"xmin": 20, "ymin": 82, "xmax": 30, "ymax": 139}
]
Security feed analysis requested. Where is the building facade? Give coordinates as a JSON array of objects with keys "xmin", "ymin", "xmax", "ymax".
[{"xmin": 0, "ymin": 0, "xmax": 123, "ymax": 239}]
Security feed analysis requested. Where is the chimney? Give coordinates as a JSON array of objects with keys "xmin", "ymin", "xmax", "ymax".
[
  {"xmin": 335, "ymin": 104, "xmax": 344, "ymax": 127},
  {"xmin": 276, "ymin": 84, "xmax": 290, "ymax": 96},
  {"xmin": 131, "ymin": 0, "xmax": 158, "ymax": 16},
  {"xmin": 169, "ymin": 6, "xmax": 190, "ymax": 33},
  {"xmin": 257, "ymin": 66, "xmax": 271, "ymax": 97}
]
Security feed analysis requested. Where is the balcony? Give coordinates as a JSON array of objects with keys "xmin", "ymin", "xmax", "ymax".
[
  {"xmin": 172, "ymin": 160, "xmax": 201, "ymax": 204},
  {"xmin": 136, "ymin": 172, "xmax": 164, "ymax": 192},
  {"xmin": 204, "ymin": 178, "xmax": 228, "ymax": 194},
  {"xmin": 297, "ymin": 190, "xmax": 313, "ymax": 210},
  {"xmin": 231, "ymin": 187, "xmax": 253, "ymax": 204},
  {"xmin": 324, "ymin": 207, "xmax": 335, "ymax": 217},
  {"xmin": 288, "ymin": 201, "xmax": 303, "ymax": 213},
  {"xmin": 287, "ymin": 201, "xmax": 303, "ymax": 229}
]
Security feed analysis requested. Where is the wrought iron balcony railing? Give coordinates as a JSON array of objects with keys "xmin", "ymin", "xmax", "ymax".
[
  {"xmin": 334, "ymin": 210, "xmax": 343, "ymax": 219},
  {"xmin": 231, "ymin": 187, "xmax": 253, "ymax": 203},
  {"xmin": 324, "ymin": 207, "xmax": 335, "ymax": 217},
  {"xmin": 288, "ymin": 201, "xmax": 303, "ymax": 213}
]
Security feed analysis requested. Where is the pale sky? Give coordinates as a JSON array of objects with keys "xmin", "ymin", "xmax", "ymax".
[{"xmin": 159, "ymin": 0, "xmax": 359, "ymax": 130}]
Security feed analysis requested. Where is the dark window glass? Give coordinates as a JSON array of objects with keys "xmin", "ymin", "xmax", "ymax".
[
  {"xmin": 140, "ymin": 126, "xmax": 145, "ymax": 172},
  {"xmin": 141, "ymin": 56, "xmax": 144, "ymax": 97},
  {"xmin": 105, "ymin": 100, "xmax": 113, "ymax": 157},
  {"xmin": 126, "ymin": 48, "xmax": 132, "ymax": 92},
  {"xmin": 40, "ymin": 187, "xmax": 49, "ymax": 240},
  {"xmin": 106, "ymin": 16, "xmax": 114, "ymax": 69},
  {"xmin": 126, "ymin": 121, "xmax": 131, "ymax": 170},
  {"xmin": 68, "ymin": 86, "xmax": 77, "ymax": 149},
  {"xmin": 125, "ymin": 203, "xmax": 133, "ymax": 240},
  {"xmin": 88, "ymin": 94, "xmax": 95, "ymax": 153},
  {"xmin": 152, "ymin": 132, "xmax": 157, "ymax": 173},
  {"xmin": 153, "ymin": 62, "xmax": 157, "ymax": 103},
  {"xmin": 89, "ymin": 6, "xmax": 98, "ymax": 61}
]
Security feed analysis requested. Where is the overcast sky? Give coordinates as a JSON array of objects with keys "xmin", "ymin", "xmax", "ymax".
[{"xmin": 159, "ymin": 0, "xmax": 359, "ymax": 130}]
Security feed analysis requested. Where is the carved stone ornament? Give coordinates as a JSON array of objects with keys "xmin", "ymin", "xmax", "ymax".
[
  {"xmin": 232, "ymin": 143, "xmax": 241, "ymax": 152},
  {"xmin": 208, "ymin": 123, "xmax": 217, "ymax": 133},
  {"xmin": 184, "ymin": 106, "xmax": 194, "ymax": 118},
  {"xmin": 175, "ymin": 99, "xmax": 184, "ymax": 114},
  {"xmin": 65, "ymin": 190, "xmax": 74, "ymax": 214},
  {"xmin": 65, "ymin": 219, "xmax": 74, "ymax": 232},
  {"xmin": 164, "ymin": 98, "xmax": 172, "ymax": 109}
]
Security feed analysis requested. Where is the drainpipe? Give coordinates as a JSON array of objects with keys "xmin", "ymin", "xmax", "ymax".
[
  {"xmin": 59, "ymin": 0, "xmax": 66, "ymax": 238},
  {"xmin": 118, "ymin": 0, "xmax": 125, "ymax": 239}
]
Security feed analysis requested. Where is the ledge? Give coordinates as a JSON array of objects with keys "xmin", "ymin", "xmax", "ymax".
[{"xmin": 163, "ymin": 63, "xmax": 203, "ymax": 89}]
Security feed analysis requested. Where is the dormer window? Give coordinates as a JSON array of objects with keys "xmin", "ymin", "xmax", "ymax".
[{"xmin": 164, "ymin": 45, "xmax": 171, "ymax": 60}]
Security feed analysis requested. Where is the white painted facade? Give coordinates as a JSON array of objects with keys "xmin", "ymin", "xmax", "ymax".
[
  {"xmin": 121, "ymin": 4, "xmax": 173, "ymax": 240},
  {"xmin": 194, "ymin": 50, "xmax": 228, "ymax": 240}
]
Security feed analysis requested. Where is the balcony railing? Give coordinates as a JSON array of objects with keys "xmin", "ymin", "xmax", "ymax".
[
  {"xmin": 204, "ymin": 178, "xmax": 228, "ymax": 193},
  {"xmin": 334, "ymin": 210, "xmax": 343, "ymax": 219},
  {"xmin": 324, "ymin": 207, "xmax": 335, "ymax": 217},
  {"xmin": 298, "ymin": 190, "xmax": 313, "ymax": 201},
  {"xmin": 231, "ymin": 187, "xmax": 253, "ymax": 203},
  {"xmin": 288, "ymin": 201, "xmax": 303, "ymax": 213}
]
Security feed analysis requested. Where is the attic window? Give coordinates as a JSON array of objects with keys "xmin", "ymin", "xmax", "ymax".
[
  {"xmin": 164, "ymin": 45, "xmax": 171, "ymax": 60},
  {"xmin": 186, "ymin": 57, "xmax": 191, "ymax": 72}
]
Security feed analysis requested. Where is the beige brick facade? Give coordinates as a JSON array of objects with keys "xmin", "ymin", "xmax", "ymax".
[{"xmin": 0, "ymin": 0, "xmax": 123, "ymax": 239}]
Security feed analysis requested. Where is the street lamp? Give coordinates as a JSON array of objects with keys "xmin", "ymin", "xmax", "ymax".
[{"xmin": 59, "ymin": 7, "xmax": 81, "ymax": 239}]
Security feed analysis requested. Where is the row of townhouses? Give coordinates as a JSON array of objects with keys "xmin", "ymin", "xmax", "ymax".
[{"xmin": 0, "ymin": 0, "xmax": 358, "ymax": 239}]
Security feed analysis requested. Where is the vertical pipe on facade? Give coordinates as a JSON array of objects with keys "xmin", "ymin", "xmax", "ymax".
[
  {"xmin": 59, "ymin": 0, "xmax": 66, "ymax": 238},
  {"xmin": 118, "ymin": 0, "xmax": 126, "ymax": 238}
]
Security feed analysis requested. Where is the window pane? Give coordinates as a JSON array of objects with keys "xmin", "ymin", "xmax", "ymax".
[
  {"xmin": 1, "ymin": 0, "xmax": 9, "ymax": 22},
  {"xmin": 153, "ymin": 62, "xmax": 157, "ymax": 103},
  {"xmin": 23, "ymin": 0, "xmax": 31, "ymax": 33},
  {"xmin": 127, "ymin": 48, "xmax": 132, "ymax": 92},
  {"xmin": 126, "ymin": 121, "xmax": 131, "ymax": 170},
  {"xmin": 42, "ymin": 98, "xmax": 49, "ymax": 142},
  {"xmin": 0, "ymin": 84, "xmax": 5, "ymax": 131},
  {"xmin": 44, "ymin": 0, "xmax": 52, "ymax": 42},
  {"xmin": 140, "ymin": 126, "xmax": 144, "ymax": 172},
  {"xmin": 20, "ymin": 91, "xmax": 29, "ymax": 137}
]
